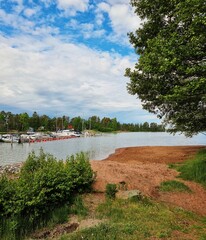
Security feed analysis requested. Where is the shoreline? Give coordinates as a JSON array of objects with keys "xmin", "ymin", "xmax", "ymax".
[
  {"xmin": 1, "ymin": 145, "xmax": 206, "ymax": 215},
  {"xmin": 101, "ymin": 145, "xmax": 206, "ymax": 163},
  {"xmin": 91, "ymin": 145, "xmax": 206, "ymax": 215},
  {"xmin": 1, "ymin": 145, "xmax": 205, "ymax": 175}
]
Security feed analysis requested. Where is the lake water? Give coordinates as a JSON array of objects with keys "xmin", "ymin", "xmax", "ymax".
[{"xmin": 0, "ymin": 132, "xmax": 205, "ymax": 166}]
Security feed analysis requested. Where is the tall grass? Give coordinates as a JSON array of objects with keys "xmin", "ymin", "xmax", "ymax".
[
  {"xmin": 0, "ymin": 205, "xmax": 69, "ymax": 240},
  {"xmin": 177, "ymin": 149, "xmax": 206, "ymax": 187}
]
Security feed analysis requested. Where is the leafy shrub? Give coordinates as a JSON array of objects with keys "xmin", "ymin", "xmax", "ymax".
[
  {"xmin": 0, "ymin": 176, "xmax": 17, "ymax": 217},
  {"xmin": 0, "ymin": 150, "xmax": 94, "ymax": 239},
  {"xmin": 66, "ymin": 152, "xmax": 94, "ymax": 193},
  {"xmin": 105, "ymin": 184, "xmax": 118, "ymax": 199}
]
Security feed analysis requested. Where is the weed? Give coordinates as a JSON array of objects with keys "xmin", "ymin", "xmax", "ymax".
[{"xmin": 105, "ymin": 183, "xmax": 118, "ymax": 199}]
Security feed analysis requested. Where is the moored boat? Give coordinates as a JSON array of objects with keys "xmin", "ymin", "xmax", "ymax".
[{"xmin": 1, "ymin": 134, "xmax": 19, "ymax": 143}]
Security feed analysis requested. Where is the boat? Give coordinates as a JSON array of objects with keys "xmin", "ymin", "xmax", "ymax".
[
  {"xmin": 1, "ymin": 134, "xmax": 20, "ymax": 143},
  {"xmin": 62, "ymin": 130, "xmax": 81, "ymax": 137},
  {"xmin": 52, "ymin": 130, "xmax": 81, "ymax": 138}
]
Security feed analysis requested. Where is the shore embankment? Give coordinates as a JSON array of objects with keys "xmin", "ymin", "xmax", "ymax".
[{"xmin": 91, "ymin": 145, "xmax": 206, "ymax": 215}]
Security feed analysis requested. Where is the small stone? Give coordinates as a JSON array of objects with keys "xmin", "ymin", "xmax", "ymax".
[{"xmin": 116, "ymin": 189, "xmax": 143, "ymax": 200}]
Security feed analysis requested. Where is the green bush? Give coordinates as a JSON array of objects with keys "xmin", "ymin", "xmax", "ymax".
[
  {"xmin": 105, "ymin": 184, "xmax": 118, "ymax": 199},
  {"xmin": 0, "ymin": 150, "xmax": 94, "ymax": 239},
  {"xmin": 0, "ymin": 176, "xmax": 17, "ymax": 217},
  {"xmin": 66, "ymin": 152, "xmax": 94, "ymax": 193}
]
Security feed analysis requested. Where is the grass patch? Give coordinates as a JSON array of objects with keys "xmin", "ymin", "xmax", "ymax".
[
  {"xmin": 168, "ymin": 162, "xmax": 182, "ymax": 169},
  {"xmin": 62, "ymin": 198, "xmax": 206, "ymax": 240},
  {"xmin": 159, "ymin": 180, "xmax": 192, "ymax": 193},
  {"xmin": 177, "ymin": 149, "xmax": 206, "ymax": 187},
  {"xmin": 69, "ymin": 195, "xmax": 88, "ymax": 217}
]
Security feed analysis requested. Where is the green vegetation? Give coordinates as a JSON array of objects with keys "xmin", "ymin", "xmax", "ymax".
[
  {"xmin": 0, "ymin": 150, "xmax": 94, "ymax": 240},
  {"xmin": 105, "ymin": 183, "xmax": 118, "ymax": 199},
  {"xmin": 177, "ymin": 149, "xmax": 206, "ymax": 187},
  {"xmin": 62, "ymin": 198, "xmax": 206, "ymax": 240},
  {"xmin": 159, "ymin": 180, "xmax": 192, "ymax": 193},
  {"xmin": 69, "ymin": 195, "xmax": 88, "ymax": 217},
  {"xmin": 0, "ymin": 110, "xmax": 165, "ymax": 133},
  {"xmin": 126, "ymin": 0, "xmax": 206, "ymax": 136}
]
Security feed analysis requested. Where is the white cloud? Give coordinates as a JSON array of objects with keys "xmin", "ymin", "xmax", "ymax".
[
  {"xmin": 10, "ymin": 0, "xmax": 25, "ymax": 14},
  {"xmin": 0, "ymin": 1, "xmax": 157, "ymax": 123},
  {"xmin": 97, "ymin": 2, "xmax": 110, "ymax": 12},
  {"xmin": 40, "ymin": 0, "xmax": 53, "ymax": 8},
  {"xmin": 81, "ymin": 23, "xmax": 93, "ymax": 31},
  {"xmin": 97, "ymin": 2, "xmax": 142, "ymax": 45},
  {"xmin": 23, "ymin": 8, "xmax": 38, "ymax": 17},
  {"xmin": 109, "ymin": 4, "xmax": 139, "ymax": 34},
  {"xmin": 10, "ymin": 0, "xmax": 23, "ymax": 4},
  {"xmin": 32, "ymin": 25, "xmax": 60, "ymax": 36},
  {"xmin": 0, "ymin": 34, "xmax": 141, "ymax": 118},
  {"xmin": 105, "ymin": 0, "xmax": 130, "ymax": 4},
  {"xmin": 67, "ymin": 20, "xmax": 105, "ymax": 39},
  {"xmin": 95, "ymin": 12, "xmax": 104, "ymax": 26},
  {"xmin": 0, "ymin": 9, "xmax": 35, "ymax": 33},
  {"xmin": 57, "ymin": 0, "xmax": 89, "ymax": 15}
]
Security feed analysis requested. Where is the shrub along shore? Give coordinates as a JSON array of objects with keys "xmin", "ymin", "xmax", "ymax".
[{"xmin": 0, "ymin": 150, "xmax": 94, "ymax": 240}]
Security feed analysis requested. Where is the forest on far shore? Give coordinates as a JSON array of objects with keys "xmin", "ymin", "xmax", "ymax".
[{"xmin": 0, "ymin": 111, "xmax": 165, "ymax": 133}]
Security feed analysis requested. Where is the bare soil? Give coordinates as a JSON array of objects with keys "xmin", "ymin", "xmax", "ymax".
[{"xmin": 91, "ymin": 146, "xmax": 206, "ymax": 216}]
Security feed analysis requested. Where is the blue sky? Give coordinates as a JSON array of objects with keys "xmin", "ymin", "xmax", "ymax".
[{"xmin": 0, "ymin": 0, "xmax": 160, "ymax": 123}]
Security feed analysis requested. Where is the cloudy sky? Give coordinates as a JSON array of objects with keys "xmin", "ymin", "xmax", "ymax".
[{"xmin": 0, "ymin": 0, "xmax": 160, "ymax": 123}]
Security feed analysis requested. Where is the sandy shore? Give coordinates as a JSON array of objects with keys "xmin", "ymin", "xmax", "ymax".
[{"xmin": 91, "ymin": 146, "xmax": 206, "ymax": 216}]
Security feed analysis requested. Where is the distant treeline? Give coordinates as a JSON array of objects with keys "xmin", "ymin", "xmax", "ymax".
[{"xmin": 0, "ymin": 111, "xmax": 165, "ymax": 133}]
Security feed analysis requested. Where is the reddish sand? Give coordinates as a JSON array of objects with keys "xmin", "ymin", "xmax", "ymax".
[{"xmin": 91, "ymin": 146, "xmax": 206, "ymax": 216}]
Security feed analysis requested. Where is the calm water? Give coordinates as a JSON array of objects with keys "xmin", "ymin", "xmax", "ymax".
[{"xmin": 0, "ymin": 132, "xmax": 205, "ymax": 166}]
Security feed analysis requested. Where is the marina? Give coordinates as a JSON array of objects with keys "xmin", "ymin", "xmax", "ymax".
[{"xmin": 0, "ymin": 130, "xmax": 82, "ymax": 144}]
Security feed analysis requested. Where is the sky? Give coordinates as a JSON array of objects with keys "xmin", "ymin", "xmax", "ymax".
[{"xmin": 0, "ymin": 0, "xmax": 160, "ymax": 124}]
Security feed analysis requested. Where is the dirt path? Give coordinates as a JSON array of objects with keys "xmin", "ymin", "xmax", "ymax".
[{"xmin": 91, "ymin": 146, "xmax": 206, "ymax": 216}]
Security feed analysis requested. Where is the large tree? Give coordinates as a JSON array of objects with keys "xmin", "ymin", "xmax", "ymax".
[{"xmin": 125, "ymin": 0, "xmax": 206, "ymax": 136}]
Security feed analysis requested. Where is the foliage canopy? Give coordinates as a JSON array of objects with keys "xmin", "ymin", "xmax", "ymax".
[
  {"xmin": 0, "ymin": 111, "xmax": 165, "ymax": 133},
  {"xmin": 125, "ymin": 0, "xmax": 206, "ymax": 136}
]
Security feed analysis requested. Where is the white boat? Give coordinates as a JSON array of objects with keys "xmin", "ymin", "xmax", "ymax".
[
  {"xmin": 1, "ymin": 134, "xmax": 19, "ymax": 143},
  {"xmin": 52, "ymin": 130, "xmax": 81, "ymax": 138},
  {"xmin": 62, "ymin": 130, "xmax": 81, "ymax": 137},
  {"xmin": 20, "ymin": 133, "xmax": 36, "ymax": 142}
]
